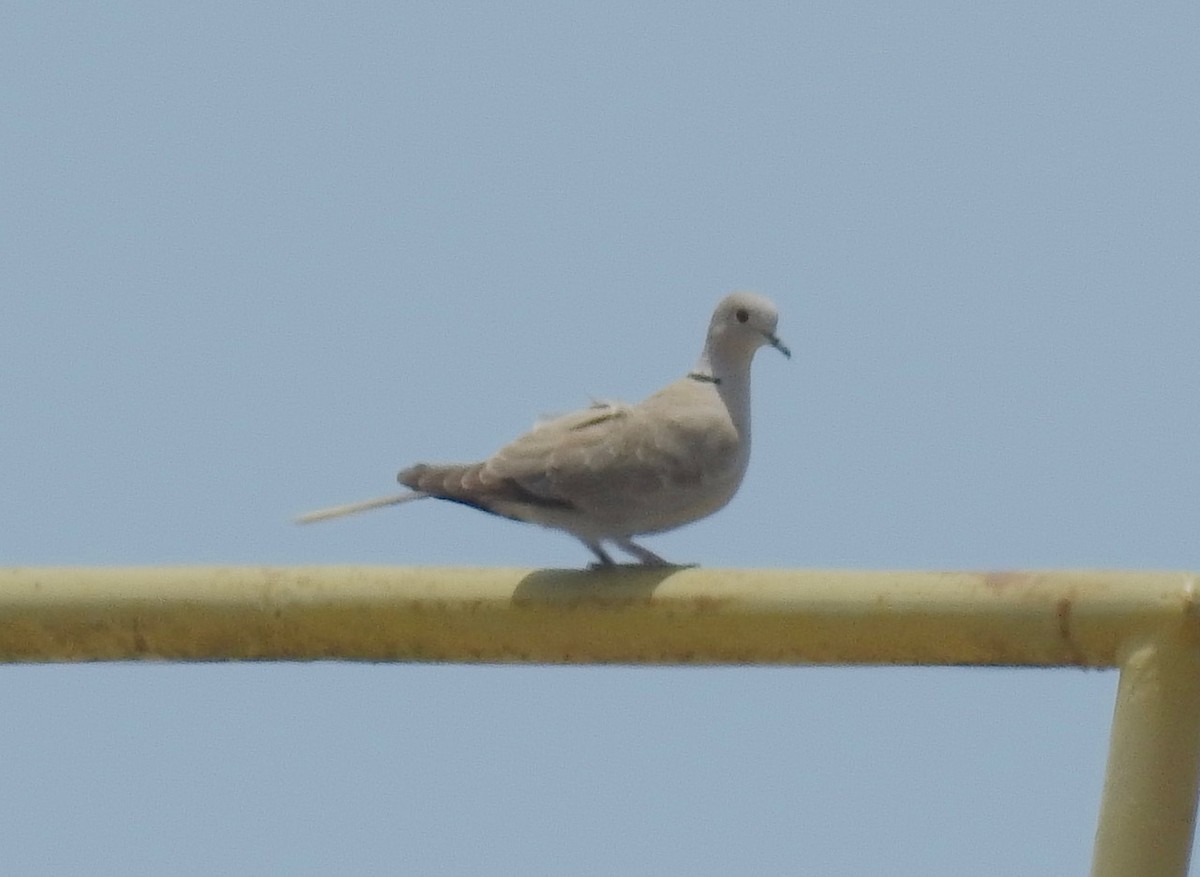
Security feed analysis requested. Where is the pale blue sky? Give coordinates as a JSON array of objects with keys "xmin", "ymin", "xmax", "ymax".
[{"xmin": 3, "ymin": 4, "xmax": 1198, "ymax": 874}]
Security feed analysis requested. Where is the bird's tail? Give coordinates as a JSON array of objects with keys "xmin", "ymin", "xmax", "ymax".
[{"xmin": 294, "ymin": 491, "xmax": 426, "ymax": 524}]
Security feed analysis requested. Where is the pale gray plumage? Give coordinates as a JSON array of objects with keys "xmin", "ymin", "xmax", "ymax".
[{"xmin": 296, "ymin": 291, "xmax": 789, "ymax": 567}]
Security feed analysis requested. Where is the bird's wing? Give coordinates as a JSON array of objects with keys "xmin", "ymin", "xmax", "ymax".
[{"xmin": 487, "ymin": 381, "xmax": 740, "ymax": 517}]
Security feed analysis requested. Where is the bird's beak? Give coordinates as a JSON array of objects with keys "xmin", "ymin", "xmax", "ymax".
[{"xmin": 766, "ymin": 332, "xmax": 791, "ymax": 359}]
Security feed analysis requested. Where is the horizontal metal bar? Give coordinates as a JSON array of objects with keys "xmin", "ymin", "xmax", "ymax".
[{"xmin": 1, "ymin": 566, "xmax": 1196, "ymax": 664}]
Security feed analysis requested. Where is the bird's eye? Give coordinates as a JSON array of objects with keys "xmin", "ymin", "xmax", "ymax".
[{"xmin": 735, "ymin": 308, "xmax": 750, "ymax": 323}]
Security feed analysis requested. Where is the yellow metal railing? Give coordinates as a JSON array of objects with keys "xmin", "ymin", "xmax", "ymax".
[{"xmin": 2, "ymin": 566, "xmax": 1197, "ymax": 876}]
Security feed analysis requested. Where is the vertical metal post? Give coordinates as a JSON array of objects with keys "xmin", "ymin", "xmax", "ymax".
[{"xmin": 1092, "ymin": 632, "xmax": 1200, "ymax": 877}]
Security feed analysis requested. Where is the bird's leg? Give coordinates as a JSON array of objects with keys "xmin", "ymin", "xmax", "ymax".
[
  {"xmin": 614, "ymin": 538, "xmax": 674, "ymax": 567},
  {"xmin": 582, "ymin": 539, "xmax": 616, "ymax": 570}
]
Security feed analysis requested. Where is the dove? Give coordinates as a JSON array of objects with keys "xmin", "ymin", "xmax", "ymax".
[{"xmin": 297, "ymin": 291, "xmax": 789, "ymax": 567}]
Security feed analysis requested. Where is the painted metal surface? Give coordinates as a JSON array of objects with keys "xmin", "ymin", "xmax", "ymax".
[
  {"xmin": 0, "ymin": 566, "xmax": 1194, "ymax": 665},
  {"xmin": 2, "ymin": 566, "xmax": 1198, "ymax": 875},
  {"xmin": 1092, "ymin": 632, "xmax": 1200, "ymax": 877}
]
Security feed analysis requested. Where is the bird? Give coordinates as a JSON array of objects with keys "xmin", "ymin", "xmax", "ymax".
[{"xmin": 296, "ymin": 291, "xmax": 789, "ymax": 567}]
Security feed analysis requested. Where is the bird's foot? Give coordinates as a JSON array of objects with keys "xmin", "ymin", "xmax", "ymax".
[{"xmin": 614, "ymin": 538, "xmax": 694, "ymax": 568}]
